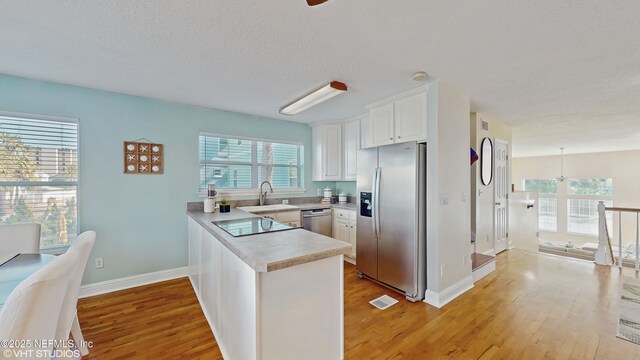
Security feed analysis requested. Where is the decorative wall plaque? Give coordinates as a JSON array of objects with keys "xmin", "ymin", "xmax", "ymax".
[{"xmin": 124, "ymin": 140, "xmax": 164, "ymax": 174}]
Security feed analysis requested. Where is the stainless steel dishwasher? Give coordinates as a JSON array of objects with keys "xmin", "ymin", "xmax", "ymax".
[{"xmin": 302, "ymin": 208, "xmax": 332, "ymax": 237}]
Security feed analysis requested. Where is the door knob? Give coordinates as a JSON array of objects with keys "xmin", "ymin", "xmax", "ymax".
[{"xmin": 495, "ymin": 202, "xmax": 501, "ymax": 206}]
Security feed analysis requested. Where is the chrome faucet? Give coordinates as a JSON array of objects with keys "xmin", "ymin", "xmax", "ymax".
[{"xmin": 259, "ymin": 181, "xmax": 273, "ymax": 206}]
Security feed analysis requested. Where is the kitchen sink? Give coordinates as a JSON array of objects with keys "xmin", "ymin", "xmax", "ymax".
[{"xmin": 237, "ymin": 204, "xmax": 299, "ymax": 213}]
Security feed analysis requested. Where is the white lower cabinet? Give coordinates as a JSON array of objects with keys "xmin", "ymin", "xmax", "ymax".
[
  {"xmin": 332, "ymin": 209, "xmax": 356, "ymax": 259},
  {"xmin": 187, "ymin": 216, "xmax": 344, "ymax": 359}
]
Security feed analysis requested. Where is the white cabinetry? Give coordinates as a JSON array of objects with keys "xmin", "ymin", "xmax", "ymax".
[
  {"xmin": 362, "ymin": 88, "xmax": 427, "ymax": 149},
  {"xmin": 394, "ymin": 92, "xmax": 427, "ymax": 143},
  {"xmin": 343, "ymin": 120, "xmax": 360, "ymax": 181},
  {"xmin": 312, "ymin": 120, "xmax": 361, "ymax": 181},
  {"xmin": 368, "ymin": 103, "xmax": 395, "ymax": 147},
  {"xmin": 332, "ymin": 209, "xmax": 356, "ymax": 259},
  {"xmin": 187, "ymin": 217, "xmax": 344, "ymax": 359},
  {"xmin": 312, "ymin": 124, "xmax": 342, "ymax": 181}
]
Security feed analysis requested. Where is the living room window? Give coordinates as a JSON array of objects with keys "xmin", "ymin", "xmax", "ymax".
[
  {"xmin": 0, "ymin": 113, "xmax": 79, "ymax": 249},
  {"xmin": 524, "ymin": 179, "xmax": 558, "ymax": 232},
  {"xmin": 199, "ymin": 133, "xmax": 304, "ymax": 194},
  {"xmin": 567, "ymin": 178, "xmax": 613, "ymax": 236}
]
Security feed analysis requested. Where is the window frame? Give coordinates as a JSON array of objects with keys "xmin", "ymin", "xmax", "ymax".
[
  {"xmin": 198, "ymin": 132, "xmax": 306, "ymax": 197},
  {"xmin": 0, "ymin": 111, "xmax": 80, "ymax": 254}
]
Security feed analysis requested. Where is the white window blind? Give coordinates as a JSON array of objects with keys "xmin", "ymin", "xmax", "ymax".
[
  {"xmin": 199, "ymin": 133, "xmax": 304, "ymax": 192},
  {"xmin": 0, "ymin": 114, "xmax": 78, "ymax": 248}
]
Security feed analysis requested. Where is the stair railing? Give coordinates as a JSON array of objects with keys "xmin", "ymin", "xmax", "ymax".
[{"xmin": 597, "ymin": 201, "xmax": 640, "ymax": 269}]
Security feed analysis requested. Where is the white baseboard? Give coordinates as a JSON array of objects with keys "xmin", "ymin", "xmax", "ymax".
[
  {"xmin": 423, "ymin": 275, "xmax": 474, "ymax": 308},
  {"xmin": 343, "ymin": 256, "xmax": 356, "ymax": 265},
  {"xmin": 79, "ymin": 266, "xmax": 189, "ymax": 298},
  {"xmin": 472, "ymin": 259, "xmax": 496, "ymax": 282},
  {"xmin": 482, "ymin": 249, "xmax": 496, "ymax": 256}
]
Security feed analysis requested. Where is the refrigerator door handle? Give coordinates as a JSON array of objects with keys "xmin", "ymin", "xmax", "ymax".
[
  {"xmin": 371, "ymin": 168, "xmax": 378, "ymax": 238},
  {"xmin": 375, "ymin": 167, "xmax": 381, "ymax": 238}
]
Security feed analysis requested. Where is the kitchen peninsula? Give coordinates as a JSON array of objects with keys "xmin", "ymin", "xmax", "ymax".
[{"xmin": 187, "ymin": 206, "xmax": 350, "ymax": 360}]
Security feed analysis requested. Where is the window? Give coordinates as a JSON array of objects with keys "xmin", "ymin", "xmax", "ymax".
[
  {"xmin": 538, "ymin": 198, "xmax": 558, "ymax": 232},
  {"xmin": 199, "ymin": 133, "xmax": 304, "ymax": 192},
  {"xmin": 568, "ymin": 178, "xmax": 613, "ymax": 196},
  {"xmin": 0, "ymin": 114, "xmax": 78, "ymax": 249},
  {"xmin": 524, "ymin": 179, "xmax": 558, "ymax": 232},
  {"xmin": 567, "ymin": 178, "xmax": 613, "ymax": 236}
]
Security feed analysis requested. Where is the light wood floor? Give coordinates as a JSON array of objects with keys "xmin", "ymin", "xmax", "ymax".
[{"xmin": 77, "ymin": 249, "xmax": 640, "ymax": 359}]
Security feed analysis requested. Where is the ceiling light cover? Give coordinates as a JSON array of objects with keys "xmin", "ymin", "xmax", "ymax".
[{"xmin": 280, "ymin": 81, "xmax": 347, "ymax": 115}]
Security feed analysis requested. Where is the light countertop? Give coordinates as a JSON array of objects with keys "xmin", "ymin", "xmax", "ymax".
[
  {"xmin": 330, "ymin": 203, "xmax": 357, "ymax": 211},
  {"xmin": 187, "ymin": 208, "xmax": 351, "ymax": 272},
  {"xmin": 235, "ymin": 203, "xmax": 356, "ymax": 213}
]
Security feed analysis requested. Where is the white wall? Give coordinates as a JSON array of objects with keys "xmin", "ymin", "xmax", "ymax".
[
  {"xmin": 425, "ymin": 81, "xmax": 471, "ymax": 305},
  {"xmin": 470, "ymin": 113, "xmax": 512, "ymax": 255},
  {"xmin": 513, "ymin": 150, "xmax": 640, "ymax": 247}
]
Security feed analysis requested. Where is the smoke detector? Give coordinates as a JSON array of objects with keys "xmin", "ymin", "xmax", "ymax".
[{"xmin": 412, "ymin": 71, "xmax": 428, "ymax": 81}]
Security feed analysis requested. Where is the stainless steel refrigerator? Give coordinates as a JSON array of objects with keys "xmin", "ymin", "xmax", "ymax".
[{"xmin": 356, "ymin": 142, "xmax": 426, "ymax": 302}]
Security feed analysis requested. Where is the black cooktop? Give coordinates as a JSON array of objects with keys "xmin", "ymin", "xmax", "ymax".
[{"xmin": 213, "ymin": 217, "xmax": 295, "ymax": 237}]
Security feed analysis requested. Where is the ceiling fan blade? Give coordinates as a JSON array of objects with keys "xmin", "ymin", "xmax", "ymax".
[{"xmin": 307, "ymin": 0, "xmax": 329, "ymax": 6}]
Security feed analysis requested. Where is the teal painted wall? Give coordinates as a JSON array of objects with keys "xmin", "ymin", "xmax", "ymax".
[
  {"xmin": 0, "ymin": 74, "xmax": 333, "ymax": 283},
  {"xmin": 335, "ymin": 181, "xmax": 356, "ymax": 197}
]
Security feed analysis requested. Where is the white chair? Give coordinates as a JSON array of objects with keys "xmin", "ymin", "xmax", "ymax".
[
  {"xmin": 0, "ymin": 251, "xmax": 78, "ymax": 360},
  {"xmin": 0, "ymin": 223, "xmax": 41, "ymax": 254},
  {"xmin": 55, "ymin": 230, "xmax": 96, "ymax": 357}
]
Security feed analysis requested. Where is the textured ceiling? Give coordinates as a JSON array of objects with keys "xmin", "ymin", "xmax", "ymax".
[{"xmin": 1, "ymin": 0, "xmax": 639, "ymax": 157}]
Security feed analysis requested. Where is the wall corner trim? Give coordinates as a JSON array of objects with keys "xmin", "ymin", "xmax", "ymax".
[
  {"xmin": 79, "ymin": 266, "xmax": 189, "ymax": 298},
  {"xmin": 423, "ymin": 275, "xmax": 474, "ymax": 308}
]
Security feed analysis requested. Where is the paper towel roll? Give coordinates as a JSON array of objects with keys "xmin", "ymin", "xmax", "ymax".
[{"xmin": 204, "ymin": 198, "xmax": 216, "ymax": 213}]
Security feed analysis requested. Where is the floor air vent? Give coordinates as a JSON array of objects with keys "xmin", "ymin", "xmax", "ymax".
[{"xmin": 369, "ymin": 294, "xmax": 399, "ymax": 310}]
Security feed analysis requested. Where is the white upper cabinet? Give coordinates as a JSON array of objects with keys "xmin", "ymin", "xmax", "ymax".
[
  {"xmin": 369, "ymin": 103, "xmax": 395, "ymax": 147},
  {"xmin": 312, "ymin": 124, "xmax": 342, "ymax": 181},
  {"xmin": 363, "ymin": 88, "xmax": 427, "ymax": 149},
  {"xmin": 343, "ymin": 120, "xmax": 360, "ymax": 181},
  {"xmin": 394, "ymin": 92, "xmax": 427, "ymax": 143}
]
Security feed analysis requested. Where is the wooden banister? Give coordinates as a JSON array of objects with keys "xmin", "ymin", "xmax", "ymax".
[
  {"xmin": 603, "ymin": 215, "xmax": 615, "ymax": 264},
  {"xmin": 605, "ymin": 207, "xmax": 640, "ymax": 213}
]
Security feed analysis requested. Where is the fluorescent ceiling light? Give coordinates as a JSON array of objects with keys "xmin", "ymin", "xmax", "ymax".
[{"xmin": 280, "ymin": 81, "xmax": 347, "ymax": 115}]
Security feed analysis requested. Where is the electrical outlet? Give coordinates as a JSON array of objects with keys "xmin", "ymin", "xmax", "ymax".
[
  {"xmin": 440, "ymin": 193, "xmax": 449, "ymax": 205},
  {"xmin": 440, "ymin": 264, "xmax": 445, "ymax": 277},
  {"xmin": 95, "ymin": 257, "xmax": 104, "ymax": 269},
  {"xmin": 282, "ymin": 199, "xmax": 289, "ymax": 205},
  {"xmin": 461, "ymin": 192, "xmax": 467, "ymax": 202},
  {"xmin": 316, "ymin": 188, "xmax": 320, "ymax": 196}
]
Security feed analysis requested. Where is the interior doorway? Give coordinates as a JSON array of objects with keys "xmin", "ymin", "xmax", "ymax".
[{"xmin": 494, "ymin": 139, "xmax": 509, "ymax": 254}]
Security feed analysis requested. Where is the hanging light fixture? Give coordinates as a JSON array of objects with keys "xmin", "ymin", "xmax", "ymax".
[
  {"xmin": 279, "ymin": 81, "xmax": 347, "ymax": 115},
  {"xmin": 557, "ymin": 147, "xmax": 566, "ymax": 182}
]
